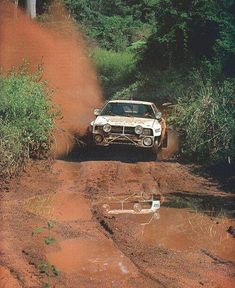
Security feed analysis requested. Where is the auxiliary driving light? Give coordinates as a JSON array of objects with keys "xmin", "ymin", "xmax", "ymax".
[
  {"xmin": 103, "ymin": 123, "xmax": 111, "ymax": 133},
  {"xmin": 143, "ymin": 137, "xmax": 153, "ymax": 146},
  {"xmin": 94, "ymin": 134, "xmax": 103, "ymax": 143},
  {"xmin": 135, "ymin": 125, "xmax": 143, "ymax": 135}
]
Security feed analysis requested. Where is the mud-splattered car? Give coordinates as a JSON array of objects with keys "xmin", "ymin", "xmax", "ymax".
[{"xmin": 90, "ymin": 100, "xmax": 166, "ymax": 153}]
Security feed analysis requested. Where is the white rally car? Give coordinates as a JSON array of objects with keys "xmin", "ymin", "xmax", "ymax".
[{"xmin": 90, "ymin": 100, "xmax": 166, "ymax": 152}]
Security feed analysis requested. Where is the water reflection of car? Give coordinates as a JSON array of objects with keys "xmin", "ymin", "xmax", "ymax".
[
  {"xmin": 98, "ymin": 193, "xmax": 162, "ymax": 215},
  {"xmin": 90, "ymin": 100, "xmax": 166, "ymax": 154}
]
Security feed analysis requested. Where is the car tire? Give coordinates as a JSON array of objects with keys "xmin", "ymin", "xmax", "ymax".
[
  {"xmin": 133, "ymin": 203, "xmax": 142, "ymax": 212},
  {"xmin": 142, "ymin": 192, "xmax": 152, "ymax": 200},
  {"xmin": 102, "ymin": 204, "xmax": 110, "ymax": 215},
  {"xmin": 151, "ymin": 139, "xmax": 159, "ymax": 160}
]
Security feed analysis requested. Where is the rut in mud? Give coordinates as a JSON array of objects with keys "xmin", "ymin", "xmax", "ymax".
[{"xmin": 0, "ymin": 147, "xmax": 234, "ymax": 288}]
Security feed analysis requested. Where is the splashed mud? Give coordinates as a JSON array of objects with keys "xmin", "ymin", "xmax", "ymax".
[
  {"xmin": 0, "ymin": 1, "xmax": 102, "ymax": 157},
  {"xmin": 158, "ymin": 127, "xmax": 180, "ymax": 160}
]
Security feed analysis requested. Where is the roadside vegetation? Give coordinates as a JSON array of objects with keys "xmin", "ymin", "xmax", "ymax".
[
  {"xmin": 170, "ymin": 74, "xmax": 235, "ymax": 163},
  {"xmin": 0, "ymin": 64, "xmax": 55, "ymax": 177},
  {"xmin": 90, "ymin": 48, "xmax": 136, "ymax": 99}
]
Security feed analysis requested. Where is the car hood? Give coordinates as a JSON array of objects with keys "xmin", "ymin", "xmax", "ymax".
[{"xmin": 94, "ymin": 116, "xmax": 157, "ymax": 128}]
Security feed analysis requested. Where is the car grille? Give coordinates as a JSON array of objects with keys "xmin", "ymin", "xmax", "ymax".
[
  {"xmin": 95, "ymin": 125, "xmax": 153, "ymax": 136},
  {"xmin": 124, "ymin": 127, "xmax": 135, "ymax": 135},
  {"xmin": 111, "ymin": 126, "xmax": 136, "ymax": 135},
  {"xmin": 111, "ymin": 126, "xmax": 123, "ymax": 134}
]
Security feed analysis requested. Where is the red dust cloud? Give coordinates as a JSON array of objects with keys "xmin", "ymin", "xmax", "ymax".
[{"xmin": 0, "ymin": 1, "xmax": 103, "ymax": 157}]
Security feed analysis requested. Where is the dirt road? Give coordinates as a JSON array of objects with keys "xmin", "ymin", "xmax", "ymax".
[{"xmin": 0, "ymin": 147, "xmax": 235, "ymax": 287}]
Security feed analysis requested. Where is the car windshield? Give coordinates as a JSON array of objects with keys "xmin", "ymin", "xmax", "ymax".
[{"xmin": 101, "ymin": 102, "xmax": 155, "ymax": 119}]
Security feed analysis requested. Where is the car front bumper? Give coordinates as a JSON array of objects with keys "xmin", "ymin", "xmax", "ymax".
[{"xmin": 93, "ymin": 132, "xmax": 156, "ymax": 148}]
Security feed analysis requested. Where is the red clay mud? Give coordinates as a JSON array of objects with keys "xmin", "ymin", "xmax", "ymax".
[
  {"xmin": 0, "ymin": 266, "xmax": 21, "ymax": 288},
  {"xmin": 0, "ymin": 1, "xmax": 102, "ymax": 156},
  {"xmin": 47, "ymin": 238, "xmax": 138, "ymax": 279},
  {"xmin": 0, "ymin": 154, "xmax": 235, "ymax": 287},
  {"xmin": 23, "ymin": 192, "xmax": 92, "ymax": 221}
]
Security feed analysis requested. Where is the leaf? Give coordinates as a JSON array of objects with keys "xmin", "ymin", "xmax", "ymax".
[
  {"xmin": 39, "ymin": 262, "xmax": 49, "ymax": 275},
  {"xmin": 51, "ymin": 265, "xmax": 60, "ymax": 277},
  {"xmin": 47, "ymin": 221, "xmax": 54, "ymax": 230},
  {"xmin": 32, "ymin": 226, "xmax": 44, "ymax": 236},
  {"xmin": 44, "ymin": 236, "xmax": 56, "ymax": 245}
]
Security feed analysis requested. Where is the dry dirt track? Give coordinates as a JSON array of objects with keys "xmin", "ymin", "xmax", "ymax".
[{"xmin": 0, "ymin": 146, "xmax": 235, "ymax": 288}]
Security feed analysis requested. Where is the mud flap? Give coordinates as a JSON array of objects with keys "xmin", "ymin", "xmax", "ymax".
[
  {"xmin": 162, "ymin": 130, "xmax": 168, "ymax": 148},
  {"xmin": 159, "ymin": 118, "xmax": 167, "ymax": 147},
  {"xmin": 158, "ymin": 126, "xmax": 180, "ymax": 160}
]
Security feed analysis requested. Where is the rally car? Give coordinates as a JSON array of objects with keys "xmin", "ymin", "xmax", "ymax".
[{"xmin": 90, "ymin": 100, "xmax": 166, "ymax": 153}]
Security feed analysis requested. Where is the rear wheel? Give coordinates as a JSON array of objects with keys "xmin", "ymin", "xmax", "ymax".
[{"xmin": 133, "ymin": 203, "xmax": 142, "ymax": 212}]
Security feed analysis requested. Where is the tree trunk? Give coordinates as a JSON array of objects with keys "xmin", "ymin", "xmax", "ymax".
[
  {"xmin": 14, "ymin": 0, "xmax": 19, "ymax": 18},
  {"xmin": 26, "ymin": 0, "xmax": 36, "ymax": 18}
]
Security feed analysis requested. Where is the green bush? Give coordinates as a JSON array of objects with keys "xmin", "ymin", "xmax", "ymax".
[
  {"xmin": 90, "ymin": 48, "xmax": 136, "ymax": 99},
  {"xmin": 0, "ymin": 65, "xmax": 55, "ymax": 177},
  {"xmin": 170, "ymin": 73, "xmax": 235, "ymax": 163}
]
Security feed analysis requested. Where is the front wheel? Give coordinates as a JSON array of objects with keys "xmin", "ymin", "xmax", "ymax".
[{"xmin": 151, "ymin": 139, "xmax": 160, "ymax": 160}]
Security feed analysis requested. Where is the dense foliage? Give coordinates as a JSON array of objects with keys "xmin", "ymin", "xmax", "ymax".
[
  {"xmin": 170, "ymin": 73, "xmax": 235, "ymax": 163},
  {"xmin": 63, "ymin": 0, "xmax": 235, "ymax": 73},
  {"xmin": 90, "ymin": 48, "xmax": 136, "ymax": 99},
  {"xmin": 0, "ymin": 66, "xmax": 55, "ymax": 177},
  {"xmin": 63, "ymin": 0, "xmax": 156, "ymax": 51},
  {"xmin": 139, "ymin": 0, "xmax": 235, "ymax": 74}
]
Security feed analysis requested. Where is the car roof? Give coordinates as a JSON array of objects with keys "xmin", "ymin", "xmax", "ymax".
[{"xmin": 108, "ymin": 100, "xmax": 154, "ymax": 105}]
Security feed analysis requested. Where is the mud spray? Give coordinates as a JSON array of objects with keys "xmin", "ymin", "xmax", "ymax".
[{"xmin": 0, "ymin": 0, "xmax": 103, "ymax": 157}]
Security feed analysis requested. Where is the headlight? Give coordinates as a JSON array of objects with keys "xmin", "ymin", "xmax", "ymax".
[
  {"xmin": 135, "ymin": 125, "xmax": 143, "ymax": 135},
  {"xmin": 143, "ymin": 137, "xmax": 153, "ymax": 146},
  {"xmin": 103, "ymin": 124, "xmax": 111, "ymax": 133},
  {"xmin": 94, "ymin": 134, "xmax": 103, "ymax": 143}
]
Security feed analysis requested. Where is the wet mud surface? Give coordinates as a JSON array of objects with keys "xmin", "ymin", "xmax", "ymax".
[
  {"xmin": 0, "ymin": 147, "xmax": 235, "ymax": 287},
  {"xmin": 47, "ymin": 238, "xmax": 138, "ymax": 279}
]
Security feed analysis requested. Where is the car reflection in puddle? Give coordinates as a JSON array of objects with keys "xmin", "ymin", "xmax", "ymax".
[
  {"xmin": 96, "ymin": 192, "xmax": 162, "ymax": 216},
  {"xmin": 95, "ymin": 193, "xmax": 235, "ymax": 263},
  {"xmin": 94, "ymin": 193, "xmax": 162, "ymax": 239}
]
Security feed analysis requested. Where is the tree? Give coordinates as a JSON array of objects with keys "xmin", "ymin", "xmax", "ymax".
[
  {"xmin": 62, "ymin": 0, "xmax": 158, "ymax": 51},
  {"xmin": 26, "ymin": 0, "xmax": 36, "ymax": 18},
  {"xmin": 139, "ymin": 0, "xmax": 235, "ymax": 75}
]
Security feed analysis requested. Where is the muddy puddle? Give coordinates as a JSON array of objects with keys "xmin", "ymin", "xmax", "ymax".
[
  {"xmin": 46, "ymin": 238, "xmax": 137, "ymax": 280},
  {"xmin": 126, "ymin": 207, "xmax": 235, "ymax": 262},
  {"xmin": 23, "ymin": 193, "xmax": 91, "ymax": 221}
]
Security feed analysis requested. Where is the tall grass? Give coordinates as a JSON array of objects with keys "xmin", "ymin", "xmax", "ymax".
[
  {"xmin": 0, "ymin": 65, "xmax": 55, "ymax": 177},
  {"xmin": 90, "ymin": 48, "xmax": 136, "ymax": 99},
  {"xmin": 170, "ymin": 73, "xmax": 235, "ymax": 163}
]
